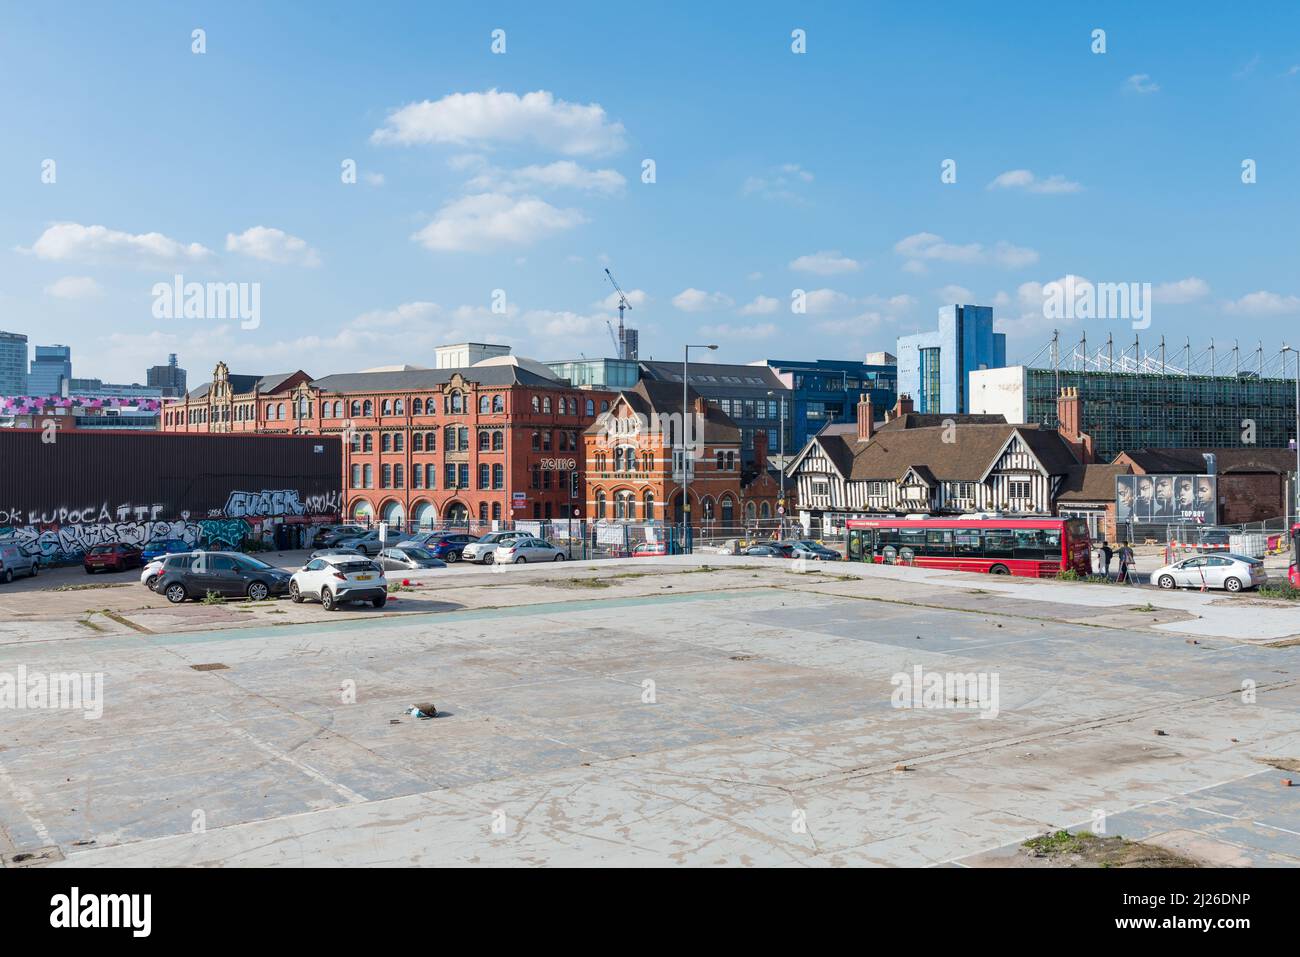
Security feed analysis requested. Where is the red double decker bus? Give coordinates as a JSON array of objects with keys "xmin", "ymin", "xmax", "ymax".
[{"xmin": 844, "ymin": 516, "xmax": 1091, "ymax": 578}]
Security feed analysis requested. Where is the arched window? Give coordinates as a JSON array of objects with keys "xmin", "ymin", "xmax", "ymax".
[
  {"xmin": 363, "ymin": 464, "xmax": 373, "ymax": 488},
  {"xmin": 480, "ymin": 395, "xmax": 491, "ymax": 413},
  {"xmin": 585, "ymin": 399, "xmax": 595, "ymax": 416},
  {"xmin": 478, "ymin": 464, "xmax": 490, "ymax": 489},
  {"xmin": 643, "ymin": 492, "xmax": 655, "ymax": 521},
  {"xmin": 350, "ymin": 400, "xmax": 361, "ymax": 416},
  {"xmin": 532, "ymin": 396, "xmax": 540, "ymax": 413},
  {"xmin": 601, "ymin": 401, "xmax": 609, "ymax": 412},
  {"xmin": 492, "ymin": 464, "xmax": 504, "ymax": 488},
  {"xmin": 351, "ymin": 464, "xmax": 361, "ymax": 488},
  {"xmin": 412, "ymin": 466, "xmax": 423, "ymax": 488},
  {"xmin": 531, "ymin": 432, "xmax": 541, "ymax": 451},
  {"xmin": 616, "ymin": 490, "xmax": 635, "ymax": 521},
  {"xmin": 457, "ymin": 426, "xmax": 468, "ymax": 449},
  {"xmin": 412, "ymin": 398, "xmax": 423, "ymax": 415},
  {"xmin": 479, "ymin": 502, "xmax": 489, "ymax": 523},
  {"xmin": 479, "ymin": 431, "xmax": 490, "ymax": 451},
  {"xmin": 716, "ymin": 450, "xmax": 724, "ymax": 470},
  {"xmin": 425, "ymin": 464, "xmax": 436, "ymax": 489},
  {"xmin": 721, "ymin": 497, "xmax": 734, "ymax": 526},
  {"xmin": 381, "ymin": 464, "xmax": 392, "ymax": 488},
  {"xmin": 451, "ymin": 392, "xmax": 464, "ymax": 413},
  {"xmin": 426, "ymin": 430, "xmax": 436, "ymax": 451},
  {"xmin": 493, "ymin": 395, "xmax": 504, "ymax": 413},
  {"xmin": 362, "ymin": 400, "xmax": 373, "ymax": 416},
  {"xmin": 702, "ymin": 497, "xmax": 715, "ymax": 521},
  {"xmin": 412, "ymin": 432, "xmax": 423, "ymax": 452},
  {"xmin": 726, "ymin": 451, "xmax": 735, "ymax": 470},
  {"xmin": 542, "ymin": 396, "xmax": 552, "ymax": 413},
  {"xmin": 394, "ymin": 464, "xmax": 404, "ymax": 488},
  {"xmin": 492, "ymin": 431, "xmax": 503, "ymax": 451},
  {"xmin": 382, "ymin": 433, "xmax": 392, "ymax": 452},
  {"xmin": 760, "ymin": 502, "xmax": 771, "ymax": 519},
  {"xmin": 596, "ymin": 491, "xmax": 607, "ymax": 520},
  {"xmin": 362, "ymin": 434, "xmax": 373, "ymax": 452},
  {"xmin": 394, "ymin": 433, "xmax": 404, "ymax": 452},
  {"xmin": 394, "ymin": 399, "xmax": 404, "ymax": 415},
  {"xmin": 382, "ymin": 399, "xmax": 392, "ymax": 416},
  {"xmin": 491, "ymin": 502, "xmax": 501, "ymax": 521},
  {"xmin": 444, "ymin": 424, "xmax": 456, "ymax": 451}
]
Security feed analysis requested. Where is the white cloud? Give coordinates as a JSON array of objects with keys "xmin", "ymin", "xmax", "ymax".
[
  {"xmin": 992, "ymin": 241, "xmax": 1039, "ymax": 268},
  {"xmin": 987, "ymin": 169, "xmax": 1083, "ymax": 194},
  {"xmin": 698, "ymin": 322, "xmax": 778, "ymax": 339},
  {"xmin": 44, "ymin": 276, "xmax": 103, "ymax": 300},
  {"xmin": 1154, "ymin": 277, "xmax": 1210, "ymax": 304},
  {"xmin": 739, "ymin": 295, "xmax": 780, "ymax": 315},
  {"xmin": 1224, "ymin": 291, "xmax": 1300, "ymax": 316},
  {"xmin": 411, "ymin": 193, "xmax": 587, "ymax": 252},
  {"xmin": 371, "ymin": 89, "xmax": 627, "ymax": 156},
  {"xmin": 225, "ymin": 226, "xmax": 321, "ymax": 267},
  {"xmin": 26, "ymin": 222, "xmax": 212, "ymax": 267},
  {"xmin": 673, "ymin": 288, "xmax": 734, "ymax": 312},
  {"xmin": 595, "ymin": 288, "xmax": 649, "ymax": 311},
  {"xmin": 800, "ymin": 288, "xmax": 853, "ymax": 315},
  {"xmin": 742, "ymin": 163, "xmax": 814, "ymax": 202},
  {"xmin": 1126, "ymin": 73, "xmax": 1160, "ymax": 94},
  {"xmin": 894, "ymin": 232, "xmax": 1038, "ymax": 272},
  {"xmin": 789, "ymin": 250, "xmax": 862, "ymax": 275},
  {"xmin": 816, "ymin": 312, "xmax": 887, "ymax": 336},
  {"xmin": 468, "ymin": 160, "xmax": 625, "ymax": 195},
  {"xmin": 993, "ymin": 275, "xmax": 1090, "ymax": 339},
  {"xmin": 937, "ymin": 284, "xmax": 973, "ymax": 303}
]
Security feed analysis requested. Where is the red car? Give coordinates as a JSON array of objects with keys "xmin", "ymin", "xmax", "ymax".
[
  {"xmin": 84, "ymin": 543, "xmax": 144, "ymax": 574},
  {"xmin": 1289, "ymin": 563, "xmax": 1299, "ymax": 588}
]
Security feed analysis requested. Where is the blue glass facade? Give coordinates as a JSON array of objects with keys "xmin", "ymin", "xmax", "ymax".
[
  {"xmin": 758, "ymin": 358, "xmax": 898, "ymax": 451},
  {"xmin": 896, "ymin": 305, "xmax": 1005, "ymax": 414}
]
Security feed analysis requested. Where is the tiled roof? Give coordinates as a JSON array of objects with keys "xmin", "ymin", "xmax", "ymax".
[
  {"xmin": 1057, "ymin": 463, "xmax": 1133, "ymax": 502},
  {"xmin": 1117, "ymin": 447, "xmax": 1297, "ymax": 474}
]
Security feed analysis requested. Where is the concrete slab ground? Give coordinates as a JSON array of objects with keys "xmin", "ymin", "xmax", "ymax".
[{"xmin": 1, "ymin": 557, "xmax": 1298, "ymax": 867}]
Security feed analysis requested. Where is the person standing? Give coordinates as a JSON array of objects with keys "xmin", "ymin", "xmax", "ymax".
[
  {"xmin": 1116, "ymin": 541, "xmax": 1130, "ymax": 583},
  {"xmin": 1099, "ymin": 541, "xmax": 1113, "ymax": 579}
]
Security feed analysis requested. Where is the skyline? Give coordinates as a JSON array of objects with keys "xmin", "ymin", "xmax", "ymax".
[{"xmin": 5, "ymin": 2, "xmax": 1300, "ymax": 383}]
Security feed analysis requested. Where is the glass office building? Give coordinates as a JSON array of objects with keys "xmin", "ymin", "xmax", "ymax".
[
  {"xmin": 0, "ymin": 331, "xmax": 28, "ymax": 395},
  {"xmin": 29, "ymin": 343, "xmax": 72, "ymax": 396},
  {"xmin": 896, "ymin": 304, "xmax": 1006, "ymax": 413},
  {"xmin": 757, "ymin": 357, "xmax": 898, "ymax": 451},
  {"xmin": 544, "ymin": 358, "xmax": 641, "ymax": 391}
]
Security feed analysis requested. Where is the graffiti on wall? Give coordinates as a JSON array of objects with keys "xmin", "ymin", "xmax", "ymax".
[{"xmin": 0, "ymin": 487, "xmax": 336, "ymax": 563}]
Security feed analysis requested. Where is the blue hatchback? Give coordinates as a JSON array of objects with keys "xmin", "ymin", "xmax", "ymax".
[{"xmin": 142, "ymin": 538, "xmax": 192, "ymax": 562}]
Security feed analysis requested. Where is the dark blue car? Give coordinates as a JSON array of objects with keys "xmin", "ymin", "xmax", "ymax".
[{"xmin": 142, "ymin": 538, "xmax": 192, "ymax": 562}]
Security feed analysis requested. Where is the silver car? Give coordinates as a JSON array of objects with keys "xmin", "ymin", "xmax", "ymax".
[
  {"xmin": 0, "ymin": 543, "xmax": 38, "ymax": 583},
  {"xmin": 494, "ymin": 536, "xmax": 566, "ymax": 564},
  {"xmin": 462, "ymin": 531, "xmax": 528, "ymax": 564},
  {"xmin": 1151, "ymin": 553, "xmax": 1266, "ymax": 592}
]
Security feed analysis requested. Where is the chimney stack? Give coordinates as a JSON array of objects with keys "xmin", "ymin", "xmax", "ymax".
[
  {"xmin": 1056, "ymin": 386, "xmax": 1094, "ymax": 464},
  {"xmin": 892, "ymin": 394, "xmax": 914, "ymax": 420},
  {"xmin": 857, "ymin": 394, "xmax": 874, "ymax": 442},
  {"xmin": 753, "ymin": 427, "xmax": 768, "ymax": 472}
]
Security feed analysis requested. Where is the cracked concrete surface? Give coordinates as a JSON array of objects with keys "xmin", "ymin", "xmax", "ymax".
[{"xmin": 1, "ymin": 560, "xmax": 1298, "ymax": 867}]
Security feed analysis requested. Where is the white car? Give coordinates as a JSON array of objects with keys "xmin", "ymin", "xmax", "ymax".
[
  {"xmin": 462, "ymin": 531, "xmax": 528, "ymax": 564},
  {"xmin": 290, "ymin": 554, "xmax": 388, "ymax": 610},
  {"xmin": 1150, "ymin": 553, "xmax": 1266, "ymax": 592},
  {"xmin": 495, "ymin": 537, "xmax": 567, "ymax": 564},
  {"xmin": 140, "ymin": 556, "xmax": 171, "ymax": 589}
]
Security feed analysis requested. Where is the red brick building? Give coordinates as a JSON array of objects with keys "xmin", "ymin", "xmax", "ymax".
[
  {"xmin": 164, "ymin": 359, "xmax": 614, "ymax": 530},
  {"xmin": 582, "ymin": 379, "xmax": 780, "ymax": 530}
]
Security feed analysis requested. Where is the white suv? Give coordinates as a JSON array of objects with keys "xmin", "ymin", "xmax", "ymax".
[
  {"xmin": 462, "ymin": 531, "xmax": 528, "ymax": 564},
  {"xmin": 290, "ymin": 554, "xmax": 388, "ymax": 610}
]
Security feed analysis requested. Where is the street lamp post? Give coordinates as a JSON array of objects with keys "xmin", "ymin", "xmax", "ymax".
[
  {"xmin": 767, "ymin": 388, "xmax": 786, "ymax": 536},
  {"xmin": 1283, "ymin": 346, "xmax": 1300, "ymax": 542},
  {"xmin": 681, "ymin": 343, "xmax": 718, "ymax": 552}
]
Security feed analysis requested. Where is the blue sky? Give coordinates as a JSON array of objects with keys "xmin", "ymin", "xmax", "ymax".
[{"xmin": 3, "ymin": 1, "xmax": 1300, "ymax": 384}]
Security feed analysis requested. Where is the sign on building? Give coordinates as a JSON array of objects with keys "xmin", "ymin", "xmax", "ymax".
[{"xmin": 1116, "ymin": 474, "xmax": 1217, "ymax": 525}]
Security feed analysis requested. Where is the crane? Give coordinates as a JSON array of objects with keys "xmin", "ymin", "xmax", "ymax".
[{"xmin": 604, "ymin": 267, "xmax": 633, "ymax": 360}]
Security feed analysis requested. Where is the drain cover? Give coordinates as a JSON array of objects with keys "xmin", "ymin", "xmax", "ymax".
[{"xmin": 190, "ymin": 662, "xmax": 229, "ymax": 671}]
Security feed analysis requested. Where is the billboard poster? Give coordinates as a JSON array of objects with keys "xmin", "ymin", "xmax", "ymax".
[{"xmin": 1116, "ymin": 474, "xmax": 1216, "ymax": 524}]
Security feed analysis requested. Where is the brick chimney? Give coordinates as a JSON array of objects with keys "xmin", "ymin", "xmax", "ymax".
[
  {"xmin": 857, "ymin": 394, "xmax": 874, "ymax": 442},
  {"xmin": 753, "ymin": 427, "xmax": 768, "ymax": 472},
  {"xmin": 893, "ymin": 394, "xmax": 914, "ymax": 418},
  {"xmin": 1056, "ymin": 386, "xmax": 1094, "ymax": 464}
]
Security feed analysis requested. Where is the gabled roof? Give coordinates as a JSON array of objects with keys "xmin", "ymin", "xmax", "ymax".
[
  {"xmin": 1057, "ymin": 463, "xmax": 1132, "ymax": 502},
  {"xmin": 1116, "ymin": 447, "xmax": 1297, "ymax": 475},
  {"xmin": 900, "ymin": 464, "xmax": 937, "ymax": 486},
  {"xmin": 794, "ymin": 422, "xmax": 1080, "ymax": 485},
  {"xmin": 584, "ymin": 379, "xmax": 740, "ymax": 443},
  {"xmin": 309, "ymin": 365, "xmax": 564, "ymax": 393}
]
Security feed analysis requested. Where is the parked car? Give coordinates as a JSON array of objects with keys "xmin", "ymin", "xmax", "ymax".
[
  {"xmin": 1290, "ymin": 563, "xmax": 1299, "ymax": 588},
  {"xmin": 310, "ymin": 546, "xmax": 364, "ymax": 560},
  {"xmin": 152, "ymin": 551, "xmax": 293, "ymax": 603},
  {"xmin": 337, "ymin": 529, "xmax": 384, "ymax": 556},
  {"xmin": 140, "ymin": 557, "xmax": 169, "ymax": 590},
  {"xmin": 83, "ymin": 543, "xmax": 144, "ymax": 574},
  {"xmin": 495, "ymin": 537, "xmax": 566, "ymax": 564},
  {"xmin": 630, "ymin": 540, "xmax": 675, "ymax": 556},
  {"xmin": 1151, "ymin": 553, "xmax": 1266, "ymax": 592},
  {"xmin": 290, "ymin": 554, "xmax": 388, "ymax": 610},
  {"xmin": 741, "ymin": 543, "xmax": 794, "ymax": 558},
  {"xmin": 316, "ymin": 524, "xmax": 368, "ymax": 548},
  {"xmin": 462, "ymin": 531, "xmax": 528, "ymax": 564},
  {"xmin": 401, "ymin": 533, "xmax": 478, "ymax": 563},
  {"xmin": 142, "ymin": 538, "xmax": 192, "ymax": 562},
  {"xmin": 378, "ymin": 546, "xmax": 446, "ymax": 571},
  {"xmin": 786, "ymin": 540, "xmax": 841, "ymax": 561},
  {"xmin": 0, "ymin": 543, "xmax": 38, "ymax": 583}
]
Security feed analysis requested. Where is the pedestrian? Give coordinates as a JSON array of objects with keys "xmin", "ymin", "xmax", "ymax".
[
  {"xmin": 1118, "ymin": 542, "xmax": 1136, "ymax": 584},
  {"xmin": 1099, "ymin": 540, "xmax": 1113, "ymax": 579}
]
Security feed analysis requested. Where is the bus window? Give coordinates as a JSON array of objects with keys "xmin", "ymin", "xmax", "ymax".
[
  {"xmin": 1043, "ymin": 529, "xmax": 1061, "ymax": 556},
  {"xmin": 983, "ymin": 528, "xmax": 1014, "ymax": 559},
  {"xmin": 847, "ymin": 529, "xmax": 866, "ymax": 561},
  {"xmin": 953, "ymin": 528, "xmax": 981, "ymax": 556},
  {"xmin": 897, "ymin": 529, "xmax": 926, "ymax": 563},
  {"xmin": 925, "ymin": 529, "xmax": 953, "ymax": 556}
]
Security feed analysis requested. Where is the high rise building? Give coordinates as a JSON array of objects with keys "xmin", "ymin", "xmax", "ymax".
[
  {"xmin": 147, "ymin": 353, "xmax": 188, "ymax": 398},
  {"xmin": 29, "ymin": 344, "xmax": 72, "ymax": 396},
  {"xmin": 0, "ymin": 331, "xmax": 28, "ymax": 394},
  {"xmin": 896, "ymin": 305, "xmax": 1006, "ymax": 414}
]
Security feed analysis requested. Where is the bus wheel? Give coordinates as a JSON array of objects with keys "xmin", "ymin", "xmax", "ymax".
[{"xmin": 989, "ymin": 565, "xmax": 1010, "ymax": 575}]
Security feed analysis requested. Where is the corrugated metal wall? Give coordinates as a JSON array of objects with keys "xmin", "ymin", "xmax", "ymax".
[{"xmin": 0, "ymin": 431, "xmax": 342, "ymax": 524}]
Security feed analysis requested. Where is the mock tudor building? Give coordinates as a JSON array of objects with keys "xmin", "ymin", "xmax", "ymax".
[
  {"xmin": 788, "ymin": 391, "xmax": 1095, "ymax": 536},
  {"xmin": 582, "ymin": 379, "xmax": 779, "ymax": 528},
  {"xmin": 164, "ymin": 357, "xmax": 614, "ymax": 529}
]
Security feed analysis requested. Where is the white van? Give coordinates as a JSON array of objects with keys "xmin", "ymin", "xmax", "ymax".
[{"xmin": 0, "ymin": 544, "xmax": 38, "ymax": 583}]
